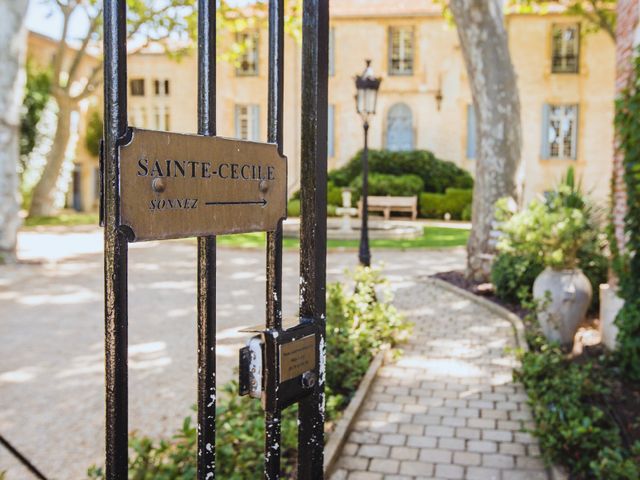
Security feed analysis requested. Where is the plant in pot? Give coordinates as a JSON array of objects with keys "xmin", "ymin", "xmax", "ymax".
[
  {"xmin": 495, "ymin": 169, "xmax": 600, "ymax": 348},
  {"xmin": 531, "ymin": 199, "xmax": 593, "ymax": 348}
]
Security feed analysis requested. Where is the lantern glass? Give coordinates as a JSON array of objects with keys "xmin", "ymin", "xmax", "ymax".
[{"xmin": 354, "ymin": 60, "xmax": 382, "ymax": 121}]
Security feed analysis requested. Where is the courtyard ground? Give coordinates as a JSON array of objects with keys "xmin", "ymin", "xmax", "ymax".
[{"xmin": 0, "ymin": 227, "xmax": 464, "ymax": 478}]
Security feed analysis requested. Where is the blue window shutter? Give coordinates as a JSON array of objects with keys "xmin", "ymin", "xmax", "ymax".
[
  {"xmin": 251, "ymin": 104, "xmax": 260, "ymax": 141},
  {"xmin": 466, "ymin": 104, "xmax": 476, "ymax": 159},
  {"xmin": 328, "ymin": 104, "xmax": 335, "ymax": 157},
  {"xmin": 541, "ymin": 104, "xmax": 550, "ymax": 159},
  {"xmin": 572, "ymin": 105, "xmax": 579, "ymax": 160},
  {"xmin": 234, "ymin": 105, "xmax": 241, "ymax": 138}
]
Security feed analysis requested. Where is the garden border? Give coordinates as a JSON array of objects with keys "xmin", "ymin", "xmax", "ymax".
[
  {"xmin": 425, "ymin": 276, "xmax": 569, "ymax": 480},
  {"xmin": 323, "ymin": 350, "xmax": 386, "ymax": 475}
]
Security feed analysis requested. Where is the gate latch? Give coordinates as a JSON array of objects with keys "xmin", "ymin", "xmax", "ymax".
[
  {"xmin": 239, "ymin": 335, "xmax": 263, "ymax": 398},
  {"xmin": 238, "ymin": 321, "xmax": 320, "ymax": 411}
]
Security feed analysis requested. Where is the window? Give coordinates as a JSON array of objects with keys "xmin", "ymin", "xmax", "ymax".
[
  {"xmin": 388, "ymin": 27, "xmax": 414, "ymax": 76},
  {"xmin": 154, "ymin": 107, "xmax": 161, "ymax": 130},
  {"xmin": 329, "ymin": 27, "xmax": 335, "ymax": 76},
  {"xmin": 466, "ymin": 104, "xmax": 476, "ymax": 159},
  {"xmin": 236, "ymin": 31, "xmax": 259, "ymax": 76},
  {"xmin": 154, "ymin": 79, "xmax": 170, "ymax": 96},
  {"xmin": 234, "ymin": 104, "xmax": 260, "ymax": 141},
  {"xmin": 541, "ymin": 104, "xmax": 578, "ymax": 160},
  {"xmin": 328, "ymin": 104, "xmax": 335, "ymax": 157},
  {"xmin": 130, "ymin": 79, "xmax": 145, "ymax": 96},
  {"xmin": 164, "ymin": 107, "xmax": 170, "ymax": 131},
  {"xmin": 552, "ymin": 24, "xmax": 580, "ymax": 73},
  {"xmin": 128, "ymin": 107, "xmax": 146, "ymax": 128},
  {"xmin": 386, "ymin": 103, "xmax": 413, "ymax": 151}
]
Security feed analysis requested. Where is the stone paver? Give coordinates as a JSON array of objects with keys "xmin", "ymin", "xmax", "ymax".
[
  {"xmin": 331, "ymin": 282, "xmax": 549, "ymax": 480},
  {"xmin": 0, "ymin": 227, "xmax": 465, "ymax": 479}
]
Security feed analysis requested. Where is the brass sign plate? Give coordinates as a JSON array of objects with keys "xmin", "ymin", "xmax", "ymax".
[
  {"xmin": 118, "ymin": 128, "xmax": 287, "ymax": 241},
  {"xmin": 279, "ymin": 335, "xmax": 316, "ymax": 383}
]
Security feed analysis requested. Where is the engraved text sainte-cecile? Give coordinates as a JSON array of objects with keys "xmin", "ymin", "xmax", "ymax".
[{"xmin": 137, "ymin": 158, "xmax": 275, "ymax": 181}]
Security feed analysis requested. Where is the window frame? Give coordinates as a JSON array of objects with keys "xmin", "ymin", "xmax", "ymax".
[
  {"xmin": 236, "ymin": 31, "xmax": 260, "ymax": 77},
  {"xmin": 234, "ymin": 104, "xmax": 261, "ymax": 141},
  {"xmin": 388, "ymin": 26, "xmax": 414, "ymax": 76},
  {"xmin": 541, "ymin": 103, "xmax": 579, "ymax": 160},
  {"xmin": 551, "ymin": 23, "xmax": 580, "ymax": 74},
  {"xmin": 130, "ymin": 78, "xmax": 145, "ymax": 96}
]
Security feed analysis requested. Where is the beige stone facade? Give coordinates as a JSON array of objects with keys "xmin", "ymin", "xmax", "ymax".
[{"xmin": 28, "ymin": 4, "xmax": 616, "ymax": 212}]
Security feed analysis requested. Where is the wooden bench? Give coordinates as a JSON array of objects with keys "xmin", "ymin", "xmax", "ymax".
[{"xmin": 357, "ymin": 195, "xmax": 418, "ymax": 221}]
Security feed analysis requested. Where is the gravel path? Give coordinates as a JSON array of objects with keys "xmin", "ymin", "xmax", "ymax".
[
  {"xmin": 0, "ymin": 229, "xmax": 464, "ymax": 479},
  {"xmin": 330, "ymin": 281, "xmax": 548, "ymax": 480}
]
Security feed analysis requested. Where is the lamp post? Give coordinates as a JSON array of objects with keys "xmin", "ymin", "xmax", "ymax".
[{"xmin": 354, "ymin": 60, "xmax": 382, "ymax": 267}]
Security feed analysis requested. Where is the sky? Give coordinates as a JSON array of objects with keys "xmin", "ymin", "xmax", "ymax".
[
  {"xmin": 26, "ymin": 0, "xmax": 256, "ymax": 41},
  {"xmin": 26, "ymin": 1, "xmax": 90, "ymax": 40}
]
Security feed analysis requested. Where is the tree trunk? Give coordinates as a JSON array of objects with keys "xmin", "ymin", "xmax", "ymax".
[
  {"xmin": 0, "ymin": 0, "xmax": 29, "ymax": 263},
  {"xmin": 449, "ymin": 0, "xmax": 522, "ymax": 282},
  {"xmin": 28, "ymin": 96, "xmax": 75, "ymax": 217}
]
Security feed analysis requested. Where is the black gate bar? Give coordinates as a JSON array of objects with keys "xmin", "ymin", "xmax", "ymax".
[
  {"xmin": 196, "ymin": 1, "xmax": 217, "ymax": 478},
  {"xmin": 103, "ymin": 1, "xmax": 128, "ymax": 478},
  {"xmin": 264, "ymin": 0, "xmax": 285, "ymax": 477},
  {"xmin": 298, "ymin": 1, "xmax": 329, "ymax": 478}
]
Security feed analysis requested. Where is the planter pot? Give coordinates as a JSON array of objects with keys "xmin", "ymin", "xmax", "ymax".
[
  {"xmin": 533, "ymin": 267, "xmax": 592, "ymax": 347},
  {"xmin": 599, "ymin": 284, "xmax": 624, "ymax": 351}
]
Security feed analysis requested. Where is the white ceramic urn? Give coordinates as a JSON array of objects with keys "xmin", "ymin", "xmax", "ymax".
[{"xmin": 533, "ymin": 267, "xmax": 592, "ymax": 348}]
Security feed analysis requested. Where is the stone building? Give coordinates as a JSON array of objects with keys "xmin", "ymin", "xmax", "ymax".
[{"xmin": 27, "ymin": 1, "xmax": 616, "ymax": 212}]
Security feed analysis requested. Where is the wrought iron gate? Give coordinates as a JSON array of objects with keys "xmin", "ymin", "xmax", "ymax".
[{"xmin": 101, "ymin": 0, "xmax": 328, "ymax": 478}]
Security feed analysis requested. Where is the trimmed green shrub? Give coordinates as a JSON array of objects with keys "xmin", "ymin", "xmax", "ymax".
[
  {"xmin": 349, "ymin": 173, "xmax": 424, "ymax": 203},
  {"xmin": 419, "ymin": 188, "xmax": 473, "ymax": 220},
  {"xmin": 329, "ymin": 149, "xmax": 473, "ymax": 193},
  {"xmin": 291, "ymin": 180, "xmax": 344, "ymax": 207}
]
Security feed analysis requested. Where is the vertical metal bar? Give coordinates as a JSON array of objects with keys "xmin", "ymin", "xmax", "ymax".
[
  {"xmin": 265, "ymin": 0, "xmax": 285, "ymax": 478},
  {"xmin": 298, "ymin": 0, "xmax": 329, "ymax": 478},
  {"xmin": 196, "ymin": 1, "xmax": 217, "ymax": 478},
  {"xmin": 103, "ymin": 1, "xmax": 128, "ymax": 478},
  {"xmin": 358, "ymin": 122, "xmax": 370, "ymax": 266}
]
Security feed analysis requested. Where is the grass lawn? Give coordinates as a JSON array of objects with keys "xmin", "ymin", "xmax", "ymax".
[
  {"xmin": 218, "ymin": 226, "xmax": 468, "ymax": 249},
  {"xmin": 22, "ymin": 212, "xmax": 468, "ymax": 249},
  {"xmin": 24, "ymin": 212, "xmax": 100, "ymax": 227}
]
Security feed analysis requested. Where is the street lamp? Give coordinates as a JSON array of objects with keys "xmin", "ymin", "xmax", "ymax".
[{"xmin": 354, "ymin": 59, "xmax": 382, "ymax": 267}]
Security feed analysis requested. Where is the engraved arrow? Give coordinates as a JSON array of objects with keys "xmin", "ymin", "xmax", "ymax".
[{"xmin": 205, "ymin": 199, "xmax": 267, "ymax": 206}]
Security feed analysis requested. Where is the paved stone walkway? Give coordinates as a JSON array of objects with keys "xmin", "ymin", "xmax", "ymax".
[{"xmin": 331, "ymin": 282, "xmax": 548, "ymax": 480}]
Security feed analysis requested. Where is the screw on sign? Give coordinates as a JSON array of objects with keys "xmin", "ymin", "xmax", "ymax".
[{"xmin": 100, "ymin": 0, "xmax": 329, "ymax": 479}]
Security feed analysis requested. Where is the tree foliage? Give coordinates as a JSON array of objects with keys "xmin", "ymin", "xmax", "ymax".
[
  {"xmin": 509, "ymin": 0, "xmax": 616, "ymax": 41},
  {"xmin": 612, "ymin": 49, "xmax": 640, "ymax": 382},
  {"xmin": 20, "ymin": 60, "xmax": 51, "ymax": 160}
]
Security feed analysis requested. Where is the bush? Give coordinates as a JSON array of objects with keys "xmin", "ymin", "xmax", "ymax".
[
  {"xmin": 287, "ymin": 199, "xmax": 300, "ymax": 217},
  {"xmin": 516, "ymin": 344, "xmax": 640, "ymax": 479},
  {"xmin": 419, "ymin": 188, "xmax": 473, "ymax": 220},
  {"xmin": 349, "ymin": 173, "xmax": 424, "ymax": 203},
  {"xmin": 329, "ymin": 149, "xmax": 473, "ymax": 193},
  {"xmin": 88, "ymin": 267, "xmax": 411, "ymax": 479},
  {"xmin": 491, "ymin": 252, "xmax": 544, "ymax": 304}
]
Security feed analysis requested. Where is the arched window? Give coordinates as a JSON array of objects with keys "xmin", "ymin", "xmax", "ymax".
[{"xmin": 386, "ymin": 103, "xmax": 414, "ymax": 151}]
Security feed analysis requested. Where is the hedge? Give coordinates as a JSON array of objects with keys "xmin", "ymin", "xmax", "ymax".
[
  {"xmin": 329, "ymin": 149, "xmax": 473, "ymax": 194},
  {"xmin": 419, "ymin": 188, "xmax": 473, "ymax": 220},
  {"xmin": 348, "ymin": 173, "xmax": 424, "ymax": 204}
]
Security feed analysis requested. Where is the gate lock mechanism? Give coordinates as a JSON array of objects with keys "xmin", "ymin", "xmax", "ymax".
[{"xmin": 239, "ymin": 320, "xmax": 320, "ymax": 412}]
